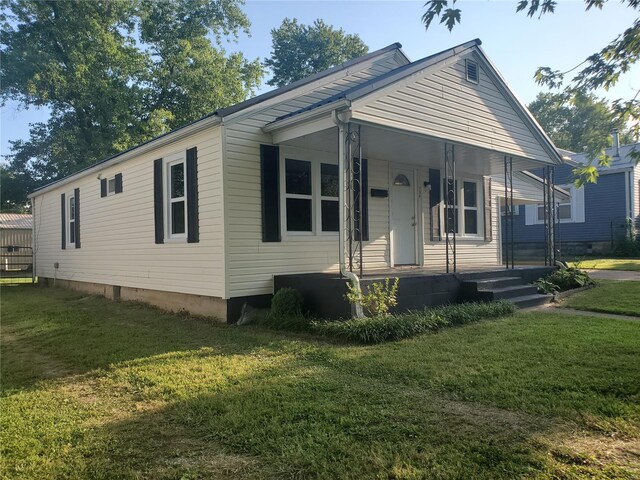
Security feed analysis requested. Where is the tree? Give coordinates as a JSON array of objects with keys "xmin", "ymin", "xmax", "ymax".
[
  {"xmin": 528, "ymin": 92, "xmax": 633, "ymax": 153},
  {"xmin": 0, "ymin": 0, "xmax": 263, "ymax": 210},
  {"xmin": 265, "ymin": 18, "xmax": 368, "ymax": 87},
  {"xmin": 421, "ymin": 0, "xmax": 640, "ymax": 183}
]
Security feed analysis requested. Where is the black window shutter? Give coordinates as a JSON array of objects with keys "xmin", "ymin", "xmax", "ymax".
[
  {"xmin": 483, "ymin": 177, "xmax": 492, "ymax": 241},
  {"xmin": 153, "ymin": 159, "xmax": 164, "ymax": 244},
  {"xmin": 61, "ymin": 193, "xmax": 66, "ymax": 250},
  {"xmin": 115, "ymin": 173, "xmax": 123, "ymax": 193},
  {"xmin": 186, "ymin": 147, "xmax": 199, "ymax": 243},
  {"xmin": 100, "ymin": 178, "xmax": 107, "ymax": 197},
  {"xmin": 74, "ymin": 187, "xmax": 81, "ymax": 248},
  {"xmin": 354, "ymin": 157, "xmax": 369, "ymax": 241},
  {"xmin": 260, "ymin": 144, "xmax": 281, "ymax": 242},
  {"xmin": 429, "ymin": 169, "xmax": 441, "ymax": 241}
]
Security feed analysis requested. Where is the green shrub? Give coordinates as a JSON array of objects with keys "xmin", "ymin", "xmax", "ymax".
[
  {"xmin": 612, "ymin": 236, "xmax": 640, "ymax": 257},
  {"xmin": 432, "ymin": 300, "xmax": 515, "ymax": 326},
  {"xmin": 271, "ymin": 288, "xmax": 304, "ymax": 318},
  {"xmin": 346, "ymin": 277, "xmax": 399, "ymax": 317},
  {"xmin": 312, "ymin": 301, "xmax": 515, "ymax": 344},
  {"xmin": 534, "ymin": 278, "xmax": 560, "ymax": 294},
  {"xmin": 545, "ymin": 267, "xmax": 595, "ymax": 291}
]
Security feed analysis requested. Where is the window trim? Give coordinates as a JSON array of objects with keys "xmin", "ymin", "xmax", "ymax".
[
  {"xmin": 67, "ymin": 193, "xmax": 76, "ymax": 246},
  {"xmin": 107, "ymin": 177, "xmax": 116, "ymax": 195},
  {"xmin": 532, "ymin": 184, "xmax": 575, "ymax": 224},
  {"xmin": 439, "ymin": 176, "xmax": 484, "ymax": 240},
  {"xmin": 279, "ymin": 150, "xmax": 340, "ymax": 238},
  {"xmin": 163, "ymin": 152, "xmax": 188, "ymax": 241}
]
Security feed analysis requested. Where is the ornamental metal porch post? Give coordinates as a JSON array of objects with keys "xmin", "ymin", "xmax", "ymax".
[
  {"xmin": 543, "ymin": 166, "xmax": 556, "ymax": 266},
  {"xmin": 444, "ymin": 143, "xmax": 456, "ymax": 273},
  {"xmin": 344, "ymin": 123, "xmax": 363, "ymax": 275},
  {"xmin": 503, "ymin": 156, "xmax": 514, "ymax": 269}
]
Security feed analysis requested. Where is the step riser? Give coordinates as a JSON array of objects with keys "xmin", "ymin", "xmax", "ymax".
[
  {"xmin": 514, "ymin": 296, "xmax": 553, "ymax": 309},
  {"xmin": 474, "ymin": 278, "xmax": 523, "ymax": 289},
  {"xmin": 480, "ymin": 286, "xmax": 539, "ymax": 301}
]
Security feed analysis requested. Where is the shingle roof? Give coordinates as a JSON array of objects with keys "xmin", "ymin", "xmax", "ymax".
[
  {"xmin": 31, "ymin": 42, "xmax": 406, "ymax": 196},
  {"xmin": 570, "ymin": 142, "xmax": 640, "ymax": 169},
  {"xmin": 0, "ymin": 213, "xmax": 32, "ymax": 229}
]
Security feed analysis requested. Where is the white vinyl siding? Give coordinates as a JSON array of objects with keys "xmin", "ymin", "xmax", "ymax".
[
  {"xmin": 222, "ymin": 51, "xmax": 406, "ymax": 298},
  {"xmin": 351, "ymin": 53, "xmax": 551, "ymax": 163},
  {"xmin": 32, "ymin": 126, "xmax": 225, "ymax": 298}
]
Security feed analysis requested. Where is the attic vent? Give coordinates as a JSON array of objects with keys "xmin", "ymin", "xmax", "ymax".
[{"xmin": 466, "ymin": 60, "xmax": 479, "ymax": 84}]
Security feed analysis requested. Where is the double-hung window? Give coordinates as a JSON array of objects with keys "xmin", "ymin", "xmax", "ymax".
[
  {"xmin": 285, "ymin": 159, "xmax": 313, "ymax": 232},
  {"xmin": 68, "ymin": 195, "xmax": 76, "ymax": 245},
  {"xmin": 107, "ymin": 177, "xmax": 116, "ymax": 195},
  {"xmin": 282, "ymin": 157, "xmax": 340, "ymax": 235},
  {"xmin": 463, "ymin": 181, "xmax": 478, "ymax": 235},
  {"xmin": 167, "ymin": 157, "xmax": 187, "ymax": 238},
  {"xmin": 320, "ymin": 163, "xmax": 339, "ymax": 232},
  {"xmin": 441, "ymin": 178, "xmax": 482, "ymax": 237},
  {"xmin": 536, "ymin": 184, "xmax": 573, "ymax": 222}
]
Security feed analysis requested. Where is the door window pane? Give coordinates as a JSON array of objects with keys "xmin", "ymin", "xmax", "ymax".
[
  {"xmin": 286, "ymin": 198, "xmax": 312, "ymax": 231},
  {"xmin": 321, "ymin": 200, "xmax": 339, "ymax": 232},
  {"xmin": 464, "ymin": 210, "xmax": 478, "ymax": 234},
  {"xmin": 463, "ymin": 182, "xmax": 477, "ymax": 207},
  {"xmin": 285, "ymin": 159, "xmax": 312, "ymax": 195},
  {"xmin": 170, "ymin": 163, "xmax": 185, "ymax": 198},
  {"xmin": 321, "ymin": 164, "xmax": 339, "ymax": 197},
  {"xmin": 171, "ymin": 201, "xmax": 185, "ymax": 234}
]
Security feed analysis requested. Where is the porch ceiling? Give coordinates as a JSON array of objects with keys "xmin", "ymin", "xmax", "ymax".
[{"xmin": 280, "ymin": 123, "xmax": 555, "ymax": 176}]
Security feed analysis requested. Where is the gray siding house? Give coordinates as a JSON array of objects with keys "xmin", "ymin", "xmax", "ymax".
[{"xmin": 505, "ymin": 141, "xmax": 640, "ymax": 257}]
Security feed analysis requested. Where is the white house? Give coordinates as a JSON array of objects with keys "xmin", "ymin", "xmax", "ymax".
[{"xmin": 29, "ymin": 39, "xmax": 566, "ymax": 321}]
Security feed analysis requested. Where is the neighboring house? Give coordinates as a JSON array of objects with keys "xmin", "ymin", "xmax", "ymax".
[
  {"xmin": 0, "ymin": 212, "xmax": 33, "ymax": 272},
  {"xmin": 504, "ymin": 139, "xmax": 640, "ymax": 258},
  {"xmin": 29, "ymin": 39, "xmax": 565, "ymax": 322}
]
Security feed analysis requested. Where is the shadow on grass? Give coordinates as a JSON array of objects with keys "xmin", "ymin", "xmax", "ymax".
[
  {"xmin": 76, "ymin": 362, "xmax": 561, "ymax": 480},
  {"xmin": 1, "ymin": 286, "xmax": 298, "ymax": 392}
]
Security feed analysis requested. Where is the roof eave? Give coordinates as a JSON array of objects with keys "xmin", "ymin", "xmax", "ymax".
[{"xmin": 29, "ymin": 115, "xmax": 221, "ymax": 198}]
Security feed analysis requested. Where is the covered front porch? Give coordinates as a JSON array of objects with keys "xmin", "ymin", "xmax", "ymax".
[
  {"xmin": 266, "ymin": 117, "xmax": 566, "ymax": 278},
  {"xmin": 275, "ymin": 264, "xmax": 556, "ymax": 319}
]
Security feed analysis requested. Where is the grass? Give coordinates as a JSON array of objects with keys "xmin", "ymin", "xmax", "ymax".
[
  {"xmin": 2, "ymin": 286, "xmax": 640, "ymax": 479},
  {"xmin": 562, "ymin": 279, "xmax": 640, "ymax": 317},
  {"xmin": 568, "ymin": 258, "xmax": 640, "ymax": 271}
]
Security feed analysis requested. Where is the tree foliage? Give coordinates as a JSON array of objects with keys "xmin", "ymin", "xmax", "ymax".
[
  {"xmin": 528, "ymin": 92, "xmax": 633, "ymax": 153},
  {"xmin": 265, "ymin": 18, "xmax": 368, "ymax": 88},
  {"xmin": 421, "ymin": 0, "xmax": 640, "ymax": 183},
  {"xmin": 0, "ymin": 0, "xmax": 263, "ymax": 211}
]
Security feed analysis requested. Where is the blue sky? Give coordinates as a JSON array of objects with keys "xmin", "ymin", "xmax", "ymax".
[{"xmin": 2, "ymin": 0, "xmax": 638, "ymax": 159}]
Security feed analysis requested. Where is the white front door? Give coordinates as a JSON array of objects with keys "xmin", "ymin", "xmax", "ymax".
[{"xmin": 390, "ymin": 168, "xmax": 417, "ymax": 265}]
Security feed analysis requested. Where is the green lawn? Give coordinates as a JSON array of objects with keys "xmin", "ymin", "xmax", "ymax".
[
  {"xmin": 2, "ymin": 287, "xmax": 640, "ymax": 479},
  {"xmin": 562, "ymin": 280, "xmax": 640, "ymax": 317},
  {"xmin": 568, "ymin": 258, "xmax": 640, "ymax": 271}
]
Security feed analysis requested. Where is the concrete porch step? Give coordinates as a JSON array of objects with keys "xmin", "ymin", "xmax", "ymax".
[
  {"xmin": 510, "ymin": 293, "xmax": 554, "ymax": 309},
  {"xmin": 474, "ymin": 276, "xmax": 522, "ymax": 290},
  {"xmin": 478, "ymin": 284, "xmax": 539, "ymax": 300}
]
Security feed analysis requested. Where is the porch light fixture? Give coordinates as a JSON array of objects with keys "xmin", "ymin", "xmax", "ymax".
[{"xmin": 393, "ymin": 174, "xmax": 410, "ymax": 187}]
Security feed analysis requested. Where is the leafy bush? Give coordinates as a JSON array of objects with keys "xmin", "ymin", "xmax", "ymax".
[
  {"xmin": 346, "ymin": 277, "xmax": 399, "ymax": 317},
  {"xmin": 545, "ymin": 267, "xmax": 595, "ymax": 291},
  {"xmin": 612, "ymin": 236, "xmax": 640, "ymax": 257},
  {"xmin": 312, "ymin": 301, "xmax": 515, "ymax": 344},
  {"xmin": 271, "ymin": 288, "xmax": 304, "ymax": 317},
  {"xmin": 431, "ymin": 300, "xmax": 515, "ymax": 326},
  {"xmin": 534, "ymin": 278, "xmax": 560, "ymax": 294}
]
